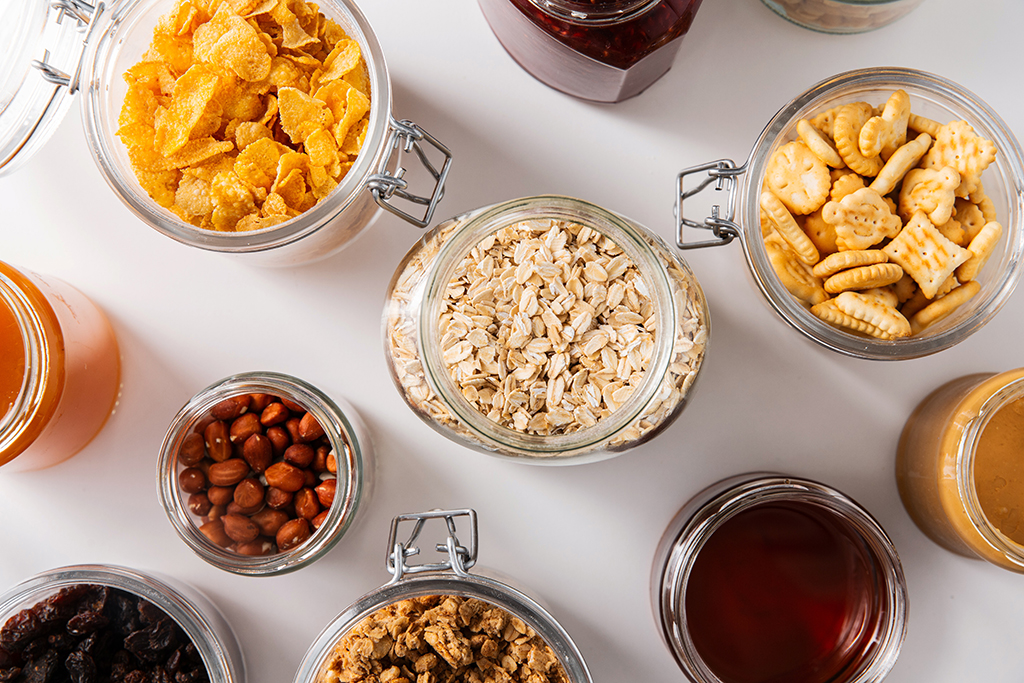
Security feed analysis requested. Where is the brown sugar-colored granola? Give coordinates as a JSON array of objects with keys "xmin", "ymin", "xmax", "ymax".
[{"xmin": 318, "ymin": 595, "xmax": 570, "ymax": 683}]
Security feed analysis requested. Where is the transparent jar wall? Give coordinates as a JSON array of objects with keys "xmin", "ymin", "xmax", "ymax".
[
  {"xmin": 0, "ymin": 565, "xmax": 244, "ymax": 683},
  {"xmin": 761, "ymin": 0, "xmax": 926, "ymax": 34},
  {"xmin": 157, "ymin": 372, "xmax": 371, "ymax": 575},
  {"xmin": 382, "ymin": 196, "xmax": 709, "ymax": 465},
  {"xmin": 738, "ymin": 68, "xmax": 1024, "ymax": 360},
  {"xmin": 79, "ymin": 0, "xmax": 394, "ymax": 266},
  {"xmin": 0, "ymin": 263, "xmax": 120, "ymax": 472},
  {"xmin": 895, "ymin": 369, "xmax": 1024, "ymax": 572}
]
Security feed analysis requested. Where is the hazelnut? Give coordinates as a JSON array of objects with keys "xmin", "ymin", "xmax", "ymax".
[
  {"xmin": 242, "ymin": 433, "xmax": 273, "ymax": 473},
  {"xmin": 281, "ymin": 398, "xmax": 305, "ymax": 413},
  {"xmin": 206, "ymin": 504, "xmax": 227, "ymax": 522},
  {"xmin": 294, "ymin": 488, "xmax": 321, "ymax": 521},
  {"xmin": 229, "ymin": 412, "xmax": 262, "ymax": 443},
  {"xmin": 284, "ymin": 417, "xmax": 302, "ymax": 443},
  {"xmin": 276, "ymin": 518, "xmax": 311, "ymax": 551},
  {"xmin": 283, "ymin": 444, "xmax": 315, "ymax": 468},
  {"xmin": 265, "ymin": 487, "xmax": 294, "ymax": 510},
  {"xmin": 208, "ymin": 458, "xmax": 251, "ymax": 487},
  {"xmin": 178, "ymin": 468, "xmax": 207, "ymax": 494},
  {"xmin": 204, "ymin": 420, "xmax": 232, "ymax": 462},
  {"xmin": 248, "ymin": 393, "xmax": 275, "ymax": 412},
  {"xmin": 211, "ymin": 395, "xmax": 251, "ymax": 421},
  {"xmin": 298, "ymin": 413, "xmax": 325, "ymax": 441},
  {"xmin": 207, "ymin": 485, "xmax": 234, "ymax": 506},
  {"xmin": 235, "ymin": 538, "xmax": 276, "ymax": 556},
  {"xmin": 222, "ymin": 513, "xmax": 260, "ymax": 544},
  {"xmin": 179, "ymin": 433, "xmax": 206, "ymax": 467},
  {"xmin": 311, "ymin": 510, "xmax": 329, "ymax": 530},
  {"xmin": 265, "ymin": 462, "xmax": 305, "ymax": 492},
  {"xmin": 260, "ymin": 402, "xmax": 290, "ymax": 427},
  {"xmin": 187, "ymin": 492, "xmax": 212, "ymax": 516},
  {"xmin": 233, "ymin": 478, "xmax": 265, "ymax": 509},
  {"xmin": 199, "ymin": 520, "xmax": 232, "ymax": 547},
  {"xmin": 251, "ymin": 509, "xmax": 290, "ymax": 537},
  {"xmin": 315, "ymin": 479, "xmax": 337, "ymax": 508},
  {"xmin": 227, "ymin": 500, "xmax": 264, "ymax": 517},
  {"xmin": 313, "ymin": 445, "xmax": 330, "ymax": 473},
  {"xmin": 266, "ymin": 426, "xmax": 291, "ymax": 457}
]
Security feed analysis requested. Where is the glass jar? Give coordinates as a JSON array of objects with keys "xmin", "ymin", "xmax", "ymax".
[
  {"xmin": 477, "ymin": 0, "xmax": 704, "ymax": 102},
  {"xmin": 761, "ymin": 0, "xmax": 925, "ymax": 34},
  {"xmin": 0, "ymin": 261, "xmax": 120, "ymax": 472},
  {"xmin": 1, "ymin": 0, "xmax": 451, "ymax": 267},
  {"xmin": 157, "ymin": 371, "xmax": 371, "ymax": 575},
  {"xmin": 652, "ymin": 473, "xmax": 908, "ymax": 683},
  {"xmin": 0, "ymin": 564, "xmax": 244, "ymax": 683},
  {"xmin": 676, "ymin": 67, "xmax": 1024, "ymax": 360},
  {"xmin": 293, "ymin": 509, "xmax": 592, "ymax": 683},
  {"xmin": 896, "ymin": 368, "xmax": 1024, "ymax": 572},
  {"xmin": 383, "ymin": 195, "xmax": 709, "ymax": 465}
]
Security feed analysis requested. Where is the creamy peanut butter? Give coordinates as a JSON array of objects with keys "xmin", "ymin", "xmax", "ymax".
[{"xmin": 974, "ymin": 396, "xmax": 1024, "ymax": 544}]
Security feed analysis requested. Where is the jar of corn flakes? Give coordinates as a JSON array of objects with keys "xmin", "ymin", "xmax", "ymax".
[
  {"xmin": 0, "ymin": 0, "xmax": 451, "ymax": 267},
  {"xmin": 675, "ymin": 67, "xmax": 1024, "ymax": 360},
  {"xmin": 293, "ymin": 509, "xmax": 592, "ymax": 683},
  {"xmin": 383, "ymin": 195, "xmax": 709, "ymax": 465}
]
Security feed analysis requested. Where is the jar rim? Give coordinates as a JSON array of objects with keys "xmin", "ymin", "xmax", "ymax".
[
  {"xmin": 526, "ymin": 0, "xmax": 662, "ymax": 24},
  {"xmin": 79, "ymin": 0, "xmax": 393, "ymax": 255},
  {"xmin": 156, "ymin": 371, "xmax": 366, "ymax": 575},
  {"xmin": 416, "ymin": 195, "xmax": 682, "ymax": 460},
  {"xmin": 654, "ymin": 473, "xmax": 908, "ymax": 683},
  {"xmin": 739, "ymin": 66, "xmax": 1024, "ymax": 360}
]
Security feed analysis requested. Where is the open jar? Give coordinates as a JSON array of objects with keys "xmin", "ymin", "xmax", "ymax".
[
  {"xmin": 1, "ymin": 0, "xmax": 451, "ymax": 267},
  {"xmin": 896, "ymin": 368, "xmax": 1024, "ymax": 572},
  {"xmin": 676, "ymin": 67, "xmax": 1024, "ymax": 359},
  {"xmin": 0, "ymin": 261, "xmax": 120, "ymax": 472},
  {"xmin": 383, "ymin": 195, "xmax": 709, "ymax": 465},
  {"xmin": 0, "ymin": 564, "xmax": 244, "ymax": 683},
  {"xmin": 293, "ymin": 509, "xmax": 592, "ymax": 683},
  {"xmin": 477, "ymin": 0, "xmax": 704, "ymax": 103},
  {"xmin": 157, "ymin": 371, "xmax": 371, "ymax": 575},
  {"xmin": 652, "ymin": 474, "xmax": 908, "ymax": 683}
]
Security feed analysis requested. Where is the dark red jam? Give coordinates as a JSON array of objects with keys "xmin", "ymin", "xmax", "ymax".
[
  {"xmin": 684, "ymin": 501, "xmax": 881, "ymax": 683},
  {"xmin": 509, "ymin": 0, "xmax": 703, "ymax": 69}
]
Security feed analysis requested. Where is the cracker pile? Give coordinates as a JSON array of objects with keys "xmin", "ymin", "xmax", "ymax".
[
  {"xmin": 761, "ymin": 89, "xmax": 1002, "ymax": 339},
  {"xmin": 117, "ymin": 0, "xmax": 372, "ymax": 232},
  {"xmin": 318, "ymin": 596, "xmax": 570, "ymax": 683}
]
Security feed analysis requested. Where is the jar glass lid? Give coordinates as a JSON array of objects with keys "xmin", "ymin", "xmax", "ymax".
[{"xmin": 0, "ymin": 0, "xmax": 96, "ymax": 176}]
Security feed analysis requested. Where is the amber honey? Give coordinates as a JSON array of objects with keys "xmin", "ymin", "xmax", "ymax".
[{"xmin": 0, "ymin": 297, "xmax": 25, "ymax": 420}]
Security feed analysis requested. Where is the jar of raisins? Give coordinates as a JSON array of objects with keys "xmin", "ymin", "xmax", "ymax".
[
  {"xmin": 477, "ymin": 0, "xmax": 705, "ymax": 102},
  {"xmin": 0, "ymin": 564, "xmax": 244, "ymax": 683},
  {"xmin": 293, "ymin": 509, "xmax": 592, "ymax": 683},
  {"xmin": 675, "ymin": 67, "xmax": 1024, "ymax": 359},
  {"xmin": 157, "ymin": 372, "xmax": 371, "ymax": 576}
]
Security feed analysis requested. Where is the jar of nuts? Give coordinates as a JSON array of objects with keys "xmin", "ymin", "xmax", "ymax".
[
  {"xmin": 294, "ymin": 509, "xmax": 592, "ymax": 683},
  {"xmin": 0, "ymin": 564, "xmax": 244, "ymax": 683},
  {"xmin": 383, "ymin": 195, "xmax": 709, "ymax": 464},
  {"xmin": 676, "ymin": 67, "xmax": 1024, "ymax": 359},
  {"xmin": 157, "ymin": 372, "xmax": 370, "ymax": 575}
]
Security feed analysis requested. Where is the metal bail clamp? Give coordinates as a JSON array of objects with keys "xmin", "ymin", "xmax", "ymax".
[
  {"xmin": 31, "ymin": 0, "xmax": 106, "ymax": 96},
  {"xmin": 675, "ymin": 159, "xmax": 746, "ymax": 250},
  {"xmin": 369, "ymin": 117, "xmax": 453, "ymax": 229},
  {"xmin": 386, "ymin": 509, "xmax": 479, "ymax": 583}
]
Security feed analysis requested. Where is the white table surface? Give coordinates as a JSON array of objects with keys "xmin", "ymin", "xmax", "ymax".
[{"xmin": 3, "ymin": 0, "xmax": 1024, "ymax": 681}]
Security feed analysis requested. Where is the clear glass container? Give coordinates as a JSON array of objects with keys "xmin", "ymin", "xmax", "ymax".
[
  {"xmin": 896, "ymin": 368, "xmax": 1024, "ymax": 572},
  {"xmin": 157, "ymin": 371, "xmax": 371, "ymax": 576},
  {"xmin": 293, "ymin": 509, "xmax": 592, "ymax": 683},
  {"xmin": 477, "ymin": 0, "xmax": 704, "ymax": 102},
  {"xmin": 0, "ymin": 564, "xmax": 244, "ymax": 683},
  {"xmin": 676, "ymin": 67, "xmax": 1024, "ymax": 360},
  {"xmin": 383, "ymin": 195, "xmax": 709, "ymax": 465},
  {"xmin": 761, "ymin": 0, "xmax": 926, "ymax": 34},
  {"xmin": 652, "ymin": 473, "xmax": 908, "ymax": 683},
  {"xmin": 0, "ymin": 261, "xmax": 120, "ymax": 472},
  {"xmin": 1, "ymin": 0, "xmax": 451, "ymax": 267}
]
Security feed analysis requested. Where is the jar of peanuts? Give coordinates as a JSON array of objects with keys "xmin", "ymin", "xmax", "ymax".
[
  {"xmin": 383, "ymin": 195, "xmax": 710, "ymax": 465},
  {"xmin": 157, "ymin": 371, "xmax": 371, "ymax": 575},
  {"xmin": 675, "ymin": 67, "xmax": 1024, "ymax": 359},
  {"xmin": 294, "ymin": 509, "xmax": 592, "ymax": 683}
]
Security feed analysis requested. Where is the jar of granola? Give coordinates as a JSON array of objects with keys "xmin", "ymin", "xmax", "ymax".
[
  {"xmin": 383, "ymin": 195, "xmax": 709, "ymax": 465},
  {"xmin": 294, "ymin": 509, "xmax": 592, "ymax": 683}
]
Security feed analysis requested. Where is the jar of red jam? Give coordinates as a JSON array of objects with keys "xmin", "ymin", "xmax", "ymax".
[{"xmin": 477, "ymin": 0, "xmax": 704, "ymax": 103}]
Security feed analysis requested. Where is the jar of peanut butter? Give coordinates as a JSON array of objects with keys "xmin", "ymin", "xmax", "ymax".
[{"xmin": 896, "ymin": 368, "xmax": 1024, "ymax": 571}]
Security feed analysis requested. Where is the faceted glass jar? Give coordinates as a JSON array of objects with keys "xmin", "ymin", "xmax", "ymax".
[
  {"xmin": 680, "ymin": 67, "xmax": 1024, "ymax": 360},
  {"xmin": 896, "ymin": 368, "xmax": 1024, "ymax": 572},
  {"xmin": 157, "ymin": 371, "xmax": 371, "ymax": 575},
  {"xmin": 652, "ymin": 474, "xmax": 908, "ymax": 683},
  {"xmin": 383, "ymin": 195, "xmax": 709, "ymax": 465},
  {"xmin": 0, "ymin": 262, "xmax": 120, "ymax": 472},
  {"xmin": 0, "ymin": 564, "xmax": 244, "ymax": 683},
  {"xmin": 761, "ymin": 0, "xmax": 926, "ymax": 34},
  {"xmin": 478, "ymin": 0, "xmax": 704, "ymax": 102}
]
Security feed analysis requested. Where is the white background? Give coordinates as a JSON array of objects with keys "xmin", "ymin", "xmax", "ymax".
[{"xmin": 3, "ymin": 0, "xmax": 1024, "ymax": 681}]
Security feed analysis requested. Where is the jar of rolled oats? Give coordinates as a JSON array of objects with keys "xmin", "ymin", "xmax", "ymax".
[
  {"xmin": 383, "ymin": 195, "xmax": 709, "ymax": 464},
  {"xmin": 294, "ymin": 509, "xmax": 592, "ymax": 683}
]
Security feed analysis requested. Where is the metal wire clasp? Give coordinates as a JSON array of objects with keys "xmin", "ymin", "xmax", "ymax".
[
  {"xmin": 675, "ymin": 159, "xmax": 746, "ymax": 250},
  {"xmin": 368, "ymin": 118, "xmax": 453, "ymax": 229},
  {"xmin": 386, "ymin": 509, "xmax": 478, "ymax": 583},
  {"xmin": 30, "ymin": 1, "xmax": 105, "ymax": 95}
]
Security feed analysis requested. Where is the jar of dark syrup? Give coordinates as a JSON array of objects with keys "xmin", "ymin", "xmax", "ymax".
[
  {"xmin": 477, "ymin": 0, "xmax": 704, "ymax": 102},
  {"xmin": 651, "ymin": 474, "xmax": 908, "ymax": 683}
]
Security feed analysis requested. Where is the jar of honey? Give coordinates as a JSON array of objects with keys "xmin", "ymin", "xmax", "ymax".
[
  {"xmin": 896, "ymin": 368, "xmax": 1024, "ymax": 572},
  {"xmin": 0, "ymin": 261, "xmax": 120, "ymax": 471}
]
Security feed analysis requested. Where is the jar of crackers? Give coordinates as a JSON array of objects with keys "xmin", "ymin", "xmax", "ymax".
[
  {"xmin": 760, "ymin": 0, "xmax": 925, "ymax": 34},
  {"xmin": 677, "ymin": 67, "xmax": 1024, "ymax": 360},
  {"xmin": 383, "ymin": 195, "xmax": 709, "ymax": 465},
  {"xmin": 1, "ymin": 0, "xmax": 451, "ymax": 267},
  {"xmin": 294, "ymin": 509, "xmax": 592, "ymax": 683},
  {"xmin": 896, "ymin": 368, "xmax": 1024, "ymax": 572}
]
